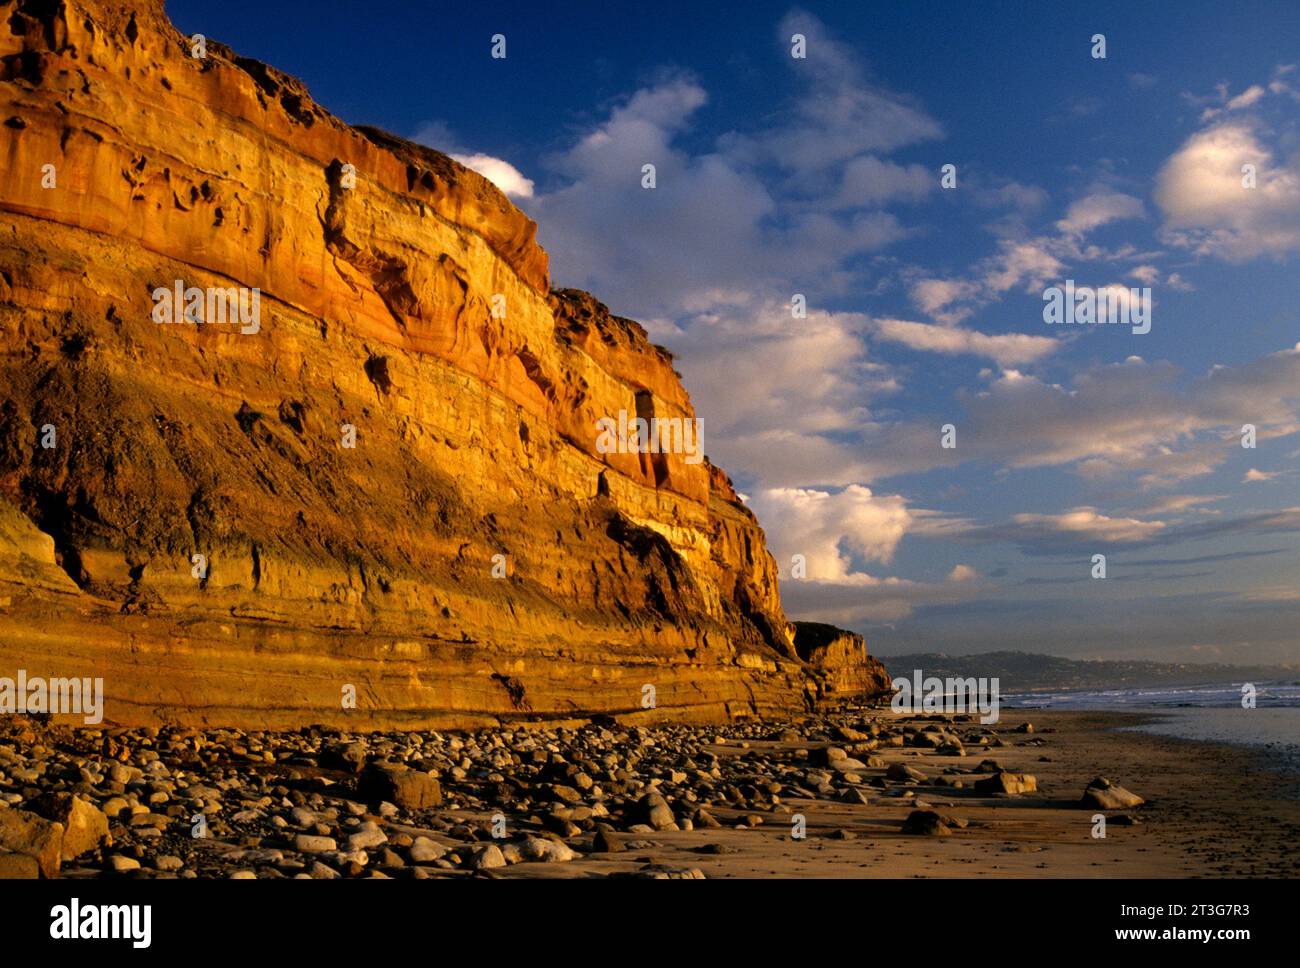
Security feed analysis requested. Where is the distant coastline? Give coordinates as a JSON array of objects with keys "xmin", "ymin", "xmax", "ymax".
[
  {"xmin": 881, "ymin": 652, "xmax": 1300, "ymax": 773},
  {"xmin": 881, "ymin": 650, "xmax": 1299, "ymax": 694},
  {"xmin": 1003, "ymin": 683, "xmax": 1300, "ymax": 775}
]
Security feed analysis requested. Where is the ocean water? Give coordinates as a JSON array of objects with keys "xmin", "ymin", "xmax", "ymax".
[{"xmin": 1004, "ymin": 681, "xmax": 1300, "ymax": 769}]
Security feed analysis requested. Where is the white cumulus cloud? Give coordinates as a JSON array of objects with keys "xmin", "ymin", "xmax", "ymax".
[
  {"xmin": 1155, "ymin": 121, "xmax": 1300, "ymax": 260},
  {"xmin": 450, "ymin": 153, "xmax": 535, "ymax": 199}
]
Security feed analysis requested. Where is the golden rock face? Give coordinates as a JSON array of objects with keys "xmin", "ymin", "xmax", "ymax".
[{"xmin": 0, "ymin": 0, "xmax": 886, "ymax": 728}]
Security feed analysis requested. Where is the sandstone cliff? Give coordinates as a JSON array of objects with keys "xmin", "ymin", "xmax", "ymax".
[
  {"xmin": 0, "ymin": 0, "xmax": 887, "ymax": 728},
  {"xmin": 791, "ymin": 623, "xmax": 893, "ymax": 700}
]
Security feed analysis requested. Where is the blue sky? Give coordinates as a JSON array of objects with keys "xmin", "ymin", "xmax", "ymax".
[{"xmin": 169, "ymin": 1, "xmax": 1300, "ymax": 664}]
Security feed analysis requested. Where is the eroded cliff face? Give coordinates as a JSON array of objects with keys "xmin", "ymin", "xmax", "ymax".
[
  {"xmin": 792, "ymin": 623, "xmax": 893, "ymax": 701},
  {"xmin": 0, "ymin": 0, "xmax": 885, "ymax": 728}
]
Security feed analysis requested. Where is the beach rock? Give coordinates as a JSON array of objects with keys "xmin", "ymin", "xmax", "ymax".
[
  {"xmin": 346, "ymin": 825, "xmax": 389, "ymax": 851},
  {"xmin": 28, "ymin": 793, "xmax": 110, "ymax": 860},
  {"xmin": 100, "ymin": 798, "xmax": 130, "ymax": 819},
  {"xmin": 293, "ymin": 834, "xmax": 338, "ymax": 853},
  {"xmin": 358, "ymin": 763, "xmax": 442, "ymax": 809},
  {"xmin": 592, "ymin": 829, "xmax": 625, "ymax": 853},
  {"xmin": 1081, "ymin": 777, "xmax": 1144, "ymax": 809},
  {"xmin": 614, "ymin": 865, "xmax": 706, "ymax": 880},
  {"xmin": 637, "ymin": 793, "xmax": 678, "ymax": 831},
  {"xmin": 694, "ymin": 842, "xmax": 738, "ymax": 854},
  {"xmin": 814, "ymin": 746, "xmax": 849, "ymax": 766},
  {"xmin": 830, "ymin": 757, "xmax": 868, "ymax": 773},
  {"xmin": 902, "ymin": 810, "xmax": 952, "ymax": 836},
  {"xmin": 320, "ymin": 849, "xmax": 368, "ymax": 869},
  {"xmin": 887, "ymin": 763, "xmax": 926, "ymax": 782},
  {"xmin": 0, "ymin": 808, "xmax": 62, "ymax": 877},
  {"xmin": 548, "ymin": 785, "xmax": 583, "ymax": 805},
  {"xmin": 0, "ymin": 850, "xmax": 39, "ymax": 879},
  {"xmin": 322, "ymin": 743, "xmax": 369, "ymax": 774},
  {"xmin": 974, "ymin": 771, "xmax": 1037, "ymax": 795},
  {"xmin": 467, "ymin": 844, "xmax": 507, "ymax": 870},
  {"xmin": 518, "ymin": 837, "xmax": 576, "ymax": 863},
  {"xmin": 693, "ymin": 809, "xmax": 722, "ymax": 829},
  {"xmin": 544, "ymin": 814, "xmax": 583, "ymax": 838},
  {"xmin": 408, "ymin": 837, "xmax": 449, "ymax": 863}
]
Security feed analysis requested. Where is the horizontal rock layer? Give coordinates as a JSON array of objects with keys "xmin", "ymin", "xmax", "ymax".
[
  {"xmin": 792, "ymin": 623, "xmax": 893, "ymax": 700},
  {"xmin": 0, "ymin": 0, "xmax": 887, "ymax": 729}
]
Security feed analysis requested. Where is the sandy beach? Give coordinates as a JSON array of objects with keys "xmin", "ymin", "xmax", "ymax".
[
  {"xmin": 486, "ymin": 708, "xmax": 1300, "ymax": 879},
  {"xmin": 6, "ymin": 706, "xmax": 1296, "ymax": 879}
]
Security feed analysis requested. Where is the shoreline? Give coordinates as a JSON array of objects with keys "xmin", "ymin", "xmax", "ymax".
[{"xmin": 1007, "ymin": 702, "xmax": 1300, "ymax": 787}]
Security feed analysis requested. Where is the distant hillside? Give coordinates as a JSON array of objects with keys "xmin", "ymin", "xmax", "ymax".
[{"xmin": 881, "ymin": 651, "xmax": 1300, "ymax": 693}]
